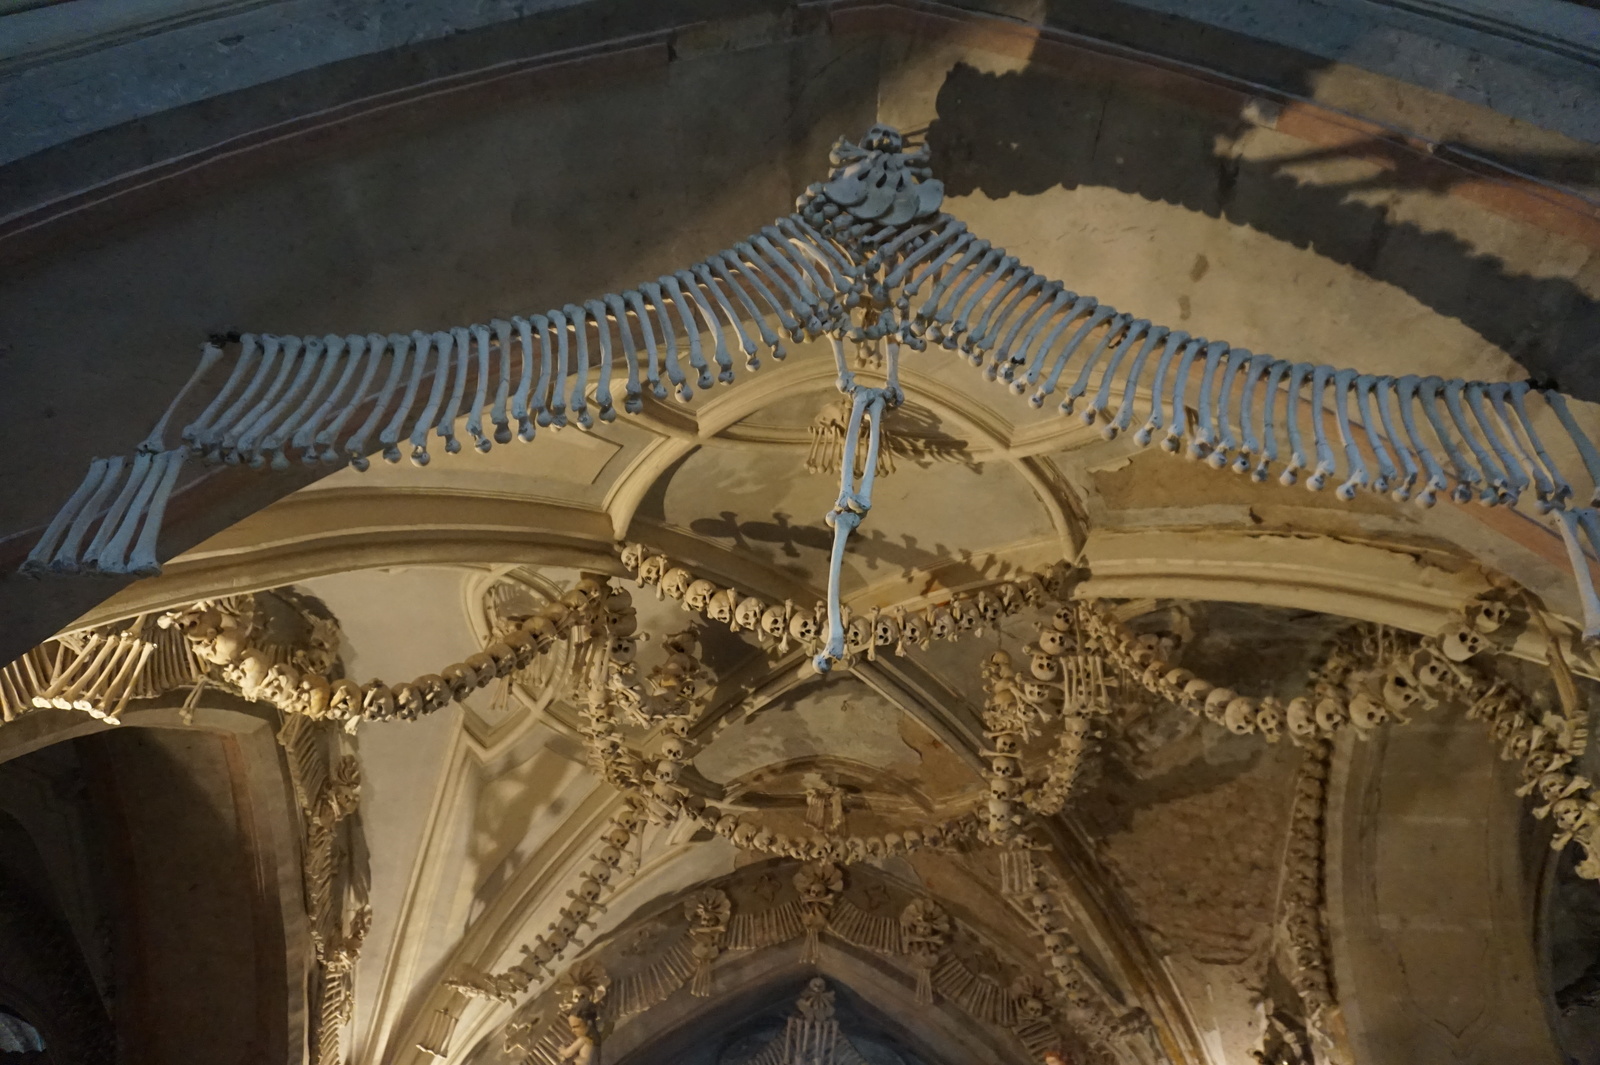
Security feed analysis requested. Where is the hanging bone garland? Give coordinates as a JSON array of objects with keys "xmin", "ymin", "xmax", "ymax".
[
  {"xmin": 25, "ymin": 123, "xmax": 1599, "ymax": 652},
  {"xmin": 1275, "ymin": 740, "xmax": 1335, "ymax": 1028}
]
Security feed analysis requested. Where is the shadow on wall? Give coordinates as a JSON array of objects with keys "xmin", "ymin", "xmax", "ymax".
[{"xmin": 925, "ymin": 61, "xmax": 1600, "ymax": 400}]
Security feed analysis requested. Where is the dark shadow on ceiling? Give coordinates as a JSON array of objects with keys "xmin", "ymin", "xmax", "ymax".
[{"xmin": 924, "ymin": 61, "xmax": 1600, "ymax": 401}]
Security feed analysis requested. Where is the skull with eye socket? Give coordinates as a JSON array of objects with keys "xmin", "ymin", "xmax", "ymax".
[
  {"xmin": 1255, "ymin": 698, "xmax": 1285, "ymax": 738},
  {"xmin": 874, "ymin": 612, "xmax": 900, "ymax": 649},
  {"xmin": 1030, "ymin": 652, "xmax": 1061, "ymax": 681},
  {"xmin": 900, "ymin": 612, "xmax": 929, "ymax": 649},
  {"xmin": 620, "ymin": 542, "xmax": 648, "ymax": 573},
  {"xmin": 705, "ymin": 587, "xmax": 737, "ymax": 625},
  {"xmin": 684, "ymin": 579, "xmax": 718, "ymax": 613},
  {"xmin": 607, "ymin": 635, "xmax": 637, "ymax": 665},
  {"xmin": 1049, "ymin": 606, "xmax": 1074, "ymax": 633},
  {"xmin": 976, "ymin": 592, "xmax": 1002, "ymax": 627},
  {"xmin": 733, "ymin": 596, "xmax": 766, "ymax": 632},
  {"xmin": 928, "ymin": 608, "xmax": 956, "ymax": 642},
  {"xmin": 761, "ymin": 603, "xmax": 790, "ymax": 641},
  {"xmin": 1469, "ymin": 598, "xmax": 1512, "ymax": 633},
  {"xmin": 1286, "ymin": 698, "xmax": 1317, "ymax": 737},
  {"xmin": 1316, "ymin": 697, "xmax": 1351, "ymax": 732},
  {"xmin": 660, "ymin": 568, "xmax": 694, "ymax": 601},
  {"xmin": 1439, "ymin": 623, "xmax": 1488, "ymax": 662},
  {"xmin": 789, "ymin": 612, "xmax": 820, "ymax": 645},
  {"xmin": 845, "ymin": 614, "xmax": 874, "ymax": 656},
  {"xmin": 1347, "ymin": 693, "xmax": 1387, "ymax": 732},
  {"xmin": 638, "ymin": 554, "xmax": 669, "ymax": 586},
  {"xmin": 1038, "ymin": 628, "xmax": 1070, "ymax": 656}
]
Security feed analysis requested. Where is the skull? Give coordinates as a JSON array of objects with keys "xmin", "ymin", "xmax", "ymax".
[
  {"xmin": 1224, "ymin": 696, "xmax": 1257, "ymax": 734},
  {"xmin": 1256, "ymin": 698, "xmax": 1285, "ymax": 738},
  {"xmin": 901, "ymin": 612, "xmax": 929, "ymax": 648},
  {"xmin": 660, "ymin": 568, "xmax": 694, "ymax": 601},
  {"xmin": 1030, "ymin": 652, "xmax": 1061, "ymax": 681},
  {"xmin": 569, "ymin": 577, "xmax": 604, "ymax": 603},
  {"xmin": 502, "ymin": 629, "xmax": 535, "ymax": 668},
  {"xmin": 991, "ymin": 776, "xmax": 1024, "ymax": 799},
  {"xmin": 923, "ymin": 824, "xmax": 944, "ymax": 847},
  {"xmin": 1315, "ymin": 697, "xmax": 1349, "ymax": 732},
  {"xmin": 619, "ymin": 542, "xmax": 648, "ymax": 572},
  {"xmin": 1382, "ymin": 665, "xmax": 1423, "ymax": 712},
  {"xmin": 734, "ymin": 596, "xmax": 767, "ymax": 632},
  {"xmin": 1203, "ymin": 687, "xmax": 1237, "ymax": 722},
  {"xmin": 706, "ymin": 587, "xmax": 737, "ymax": 624},
  {"xmin": 1038, "ymin": 628, "xmax": 1069, "ymax": 656},
  {"xmin": 1182, "ymin": 677, "xmax": 1214, "ymax": 703},
  {"xmin": 1020, "ymin": 680, "xmax": 1057, "ymax": 705},
  {"xmin": 1287, "ymin": 697, "xmax": 1317, "ymax": 737},
  {"xmin": 1049, "ymin": 606, "xmax": 1073, "ymax": 633},
  {"xmin": 1470, "ymin": 598, "xmax": 1512, "ymax": 633},
  {"xmin": 1410, "ymin": 649, "xmax": 1447, "ymax": 690},
  {"xmin": 362, "ymin": 683, "xmax": 396, "ymax": 720},
  {"xmin": 442, "ymin": 662, "xmax": 477, "ymax": 699},
  {"xmin": 976, "ymin": 592, "xmax": 1002, "ymax": 626},
  {"xmin": 874, "ymin": 613, "xmax": 901, "ymax": 648},
  {"xmin": 684, "ymin": 579, "xmax": 718, "ymax": 612},
  {"xmin": 1439, "ymin": 623, "xmax": 1488, "ymax": 662},
  {"xmin": 1347, "ymin": 693, "xmax": 1387, "ymax": 731},
  {"xmin": 638, "ymin": 554, "xmax": 669, "ymax": 586},
  {"xmin": 761, "ymin": 604, "xmax": 790, "ymax": 640},
  {"xmin": 789, "ymin": 612, "xmax": 820, "ymax": 644},
  {"xmin": 928, "ymin": 608, "xmax": 955, "ymax": 641},
  {"xmin": 845, "ymin": 613, "xmax": 874, "ymax": 654},
  {"xmin": 522, "ymin": 615, "xmax": 558, "ymax": 650}
]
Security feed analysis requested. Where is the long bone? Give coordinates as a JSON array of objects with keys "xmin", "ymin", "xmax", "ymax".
[
  {"xmin": 1043, "ymin": 307, "xmax": 1124, "ymax": 411},
  {"xmin": 106, "ymin": 641, "xmax": 156, "ymax": 720},
  {"xmin": 1491, "ymin": 382, "xmax": 1566, "ymax": 504},
  {"xmin": 1207, "ymin": 346, "xmax": 1254, "ymax": 468},
  {"xmin": 23, "ymin": 459, "xmax": 114, "ymax": 574},
  {"xmin": 1350, "ymin": 374, "xmax": 1398, "ymax": 494},
  {"xmin": 1391, "ymin": 376, "xmax": 1449, "ymax": 505},
  {"xmin": 230, "ymin": 334, "xmax": 304, "ymax": 465},
  {"xmin": 1304, "ymin": 364, "xmax": 1338, "ymax": 490},
  {"xmin": 69, "ymin": 631, "xmax": 135, "ymax": 711},
  {"xmin": 882, "ymin": 220, "xmax": 967, "ymax": 294},
  {"xmin": 1160, "ymin": 337, "xmax": 1209, "ymax": 454},
  {"xmin": 640, "ymin": 282, "xmax": 690, "ymax": 400},
  {"xmin": 1186, "ymin": 340, "xmax": 1232, "ymax": 460},
  {"xmin": 622, "ymin": 292, "xmax": 667, "ymax": 401},
  {"xmin": 261, "ymin": 336, "xmax": 340, "ymax": 464},
  {"xmin": 408, "ymin": 332, "xmax": 452, "ymax": 465},
  {"xmin": 704, "ymin": 257, "xmax": 778, "ymax": 361},
  {"xmin": 945, "ymin": 252, "xmax": 1015, "ymax": 343},
  {"xmin": 508, "ymin": 318, "xmax": 538, "ymax": 438},
  {"xmin": 1371, "ymin": 376, "xmax": 1420, "ymax": 501},
  {"xmin": 140, "ymin": 342, "xmax": 225, "ymax": 455},
  {"xmin": 585, "ymin": 299, "xmax": 619, "ymax": 422},
  {"xmin": 1545, "ymin": 390, "xmax": 1600, "ymax": 505},
  {"xmin": 1461, "ymin": 381, "xmax": 1527, "ymax": 502},
  {"xmin": 990, "ymin": 281, "xmax": 1061, "ymax": 380},
  {"xmin": 717, "ymin": 249, "xmax": 799, "ymax": 344},
  {"xmin": 381, "ymin": 332, "xmax": 431, "ymax": 460},
  {"xmin": 546, "ymin": 310, "xmax": 571, "ymax": 426},
  {"xmin": 1107, "ymin": 325, "xmax": 1169, "ymax": 440},
  {"xmin": 81, "ymin": 452, "xmax": 153, "ymax": 568},
  {"xmin": 124, "ymin": 450, "xmax": 186, "ymax": 576},
  {"xmin": 1012, "ymin": 292, "xmax": 1090, "ymax": 391},
  {"xmin": 241, "ymin": 335, "xmax": 320, "ymax": 465},
  {"xmin": 1087, "ymin": 318, "xmax": 1151, "ymax": 430},
  {"xmin": 1279, "ymin": 362, "xmax": 1316, "ymax": 485},
  {"xmin": 732, "ymin": 241, "xmax": 810, "ymax": 340},
  {"xmin": 183, "ymin": 336, "xmax": 258, "ymax": 449},
  {"xmin": 465, "ymin": 324, "xmax": 494, "ymax": 449},
  {"xmin": 902, "ymin": 232, "xmax": 979, "ymax": 313},
  {"xmin": 777, "ymin": 215, "xmax": 855, "ymax": 305},
  {"xmin": 345, "ymin": 333, "xmax": 412, "ymax": 469},
  {"xmin": 1329, "ymin": 369, "xmax": 1370, "ymax": 499},
  {"xmin": 963, "ymin": 262, "xmax": 1033, "ymax": 357},
  {"xmin": 1555, "ymin": 508, "xmax": 1600, "ymax": 642},
  {"xmin": 564, "ymin": 306, "xmax": 595, "ymax": 428},
  {"xmin": 604, "ymin": 295, "xmax": 644, "ymax": 414},
  {"xmin": 1443, "ymin": 378, "xmax": 1509, "ymax": 501},
  {"xmin": 527, "ymin": 314, "xmax": 558, "ymax": 426},
  {"xmin": 317, "ymin": 335, "xmax": 384, "ymax": 463},
  {"xmin": 659, "ymin": 276, "xmax": 712, "ymax": 390},
  {"xmin": 48, "ymin": 456, "xmax": 124, "ymax": 572},
  {"xmin": 93, "ymin": 449, "xmax": 172, "ymax": 572},
  {"xmin": 688, "ymin": 265, "xmax": 752, "ymax": 373},
  {"xmin": 434, "ymin": 327, "xmax": 473, "ymax": 450},
  {"xmin": 212, "ymin": 333, "xmax": 283, "ymax": 457},
  {"xmin": 762, "ymin": 226, "xmax": 835, "ymax": 317},
  {"xmin": 748, "ymin": 236, "xmax": 822, "ymax": 332},
  {"xmin": 491, "ymin": 320, "xmax": 514, "ymax": 444},
  {"xmin": 1414, "ymin": 375, "xmax": 1483, "ymax": 503},
  {"xmin": 1251, "ymin": 359, "xmax": 1292, "ymax": 482},
  {"xmin": 1003, "ymin": 286, "xmax": 1078, "ymax": 385},
  {"xmin": 928, "ymin": 246, "xmax": 1002, "ymax": 331},
  {"xmin": 291, "ymin": 335, "xmax": 357, "ymax": 459},
  {"xmin": 1134, "ymin": 331, "xmax": 1192, "ymax": 447},
  {"xmin": 1230, "ymin": 353, "xmax": 1274, "ymax": 470}
]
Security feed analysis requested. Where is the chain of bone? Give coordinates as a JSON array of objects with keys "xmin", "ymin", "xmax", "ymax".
[
  {"xmin": 279, "ymin": 711, "xmax": 372, "ymax": 1065},
  {"xmin": 0, "ymin": 611, "xmax": 201, "ymax": 726},
  {"xmin": 25, "ymin": 124, "xmax": 1600, "ymax": 652},
  {"xmin": 899, "ymin": 898, "xmax": 951, "ymax": 1006},
  {"xmin": 617, "ymin": 541, "xmax": 1075, "ymax": 666},
  {"xmin": 1273, "ymin": 739, "xmax": 1335, "ymax": 1035}
]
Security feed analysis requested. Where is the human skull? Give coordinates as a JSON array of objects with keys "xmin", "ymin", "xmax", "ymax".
[
  {"xmin": 734, "ymin": 596, "xmax": 767, "ymax": 632},
  {"xmin": 1203, "ymin": 687, "xmax": 1237, "ymax": 722},
  {"xmin": 684, "ymin": 579, "xmax": 718, "ymax": 612},
  {"xmin": 570, "ymin": 577, "xmax": 604, "ymax": 603},
  {"xmin": 1182, "ymin": 677, "xmax": 1214, "ymax": 703},
  {"xmin": 619, "ymin": 542, "xmax": 648, "ymax": 572},
  {"xmin": 1224, "ymin": 696, "xmax": 1257, "ymax": 734},
  {"xmin": 1440, "ymin": 623, "xmax": 1488, "ymax": 662},
  {"xmin": 1050, "ymin": 606, "xmax": 1073, "ymax": 632},
  {"xmin": 1286, "ymin": 697, "xmax": 1317, "ymax": 737},
  {"xmin": 1030, "ymin": 652, "xmax": 1061, "ymax": 681},
  {"xmin": 442, "ymin": 662, "xmax": 477, "ymax": 699},
  {"xmin": 638, "ymin": 554, "xmax": 669, "ymax": 586},
  {"xmin": 1409, "ymin": 649, "xmax": 1447, "ymax": 690},
  {"xmin": 661, "ymin": 568, "xmax": 694, "ymax": 601},
  {"xmin": 362, "ymin": 683, "xmax": 396, "ymax": 720},
  {"xmin": 1470, "ymin": 598, "xmax": 1512, "ymax": 633},
  {"xmin": 789, "ymin": 612, "xmax": 820, "ymax": 644},
  {"xmin": 522, "ymin": 615, "xmax": 558, "ymax": 650},
  {"xmin": 928, "ymin": 608, "xmax": 955, "ymax": 641},
  {"xmin": 845, "ymin": 614, "xmax": 874, "ymax": 655},
  {"xmin": 1020, "ymin": 680, "xmax": 1057, "ymax": 705},
  {"xmin": 990, "ymin": 776, "xmax": 1024, "ymax": 799},
  {"xmin": 1038, "ymin": 628, "xmax": 1069, "ymax": 656},
  {"xmin": 976, "ymin": 593, "xmax": 1002, "ymax": 626},
  {"xmin": 901, "ymin": 612, "xmax": 929, "ymax": 648},
  {"xmin": 761, "ymin": 604, "xmax": 789, "ymax": 640},
  {"xmin": 874, "ymin": 613, "xmax": 900, "ymax": 648},
  {"xmin": 1315, "ymin": 697, "xmax": 1350, "ymax": 732},
  {"xmin": 1347, "ymin": 693, "xmax": 1387, "ymax": 732},
  {"xmin": 1382, "ymin": 665, "xmax": 1422, "ymax": 712},
  {"xmin": 1256, "ymin": 698, "xmax": 1285, "ymax": 738},
  {"xmin": 706, "ymin": 587, "xmax": 737, "ymax": 624}
]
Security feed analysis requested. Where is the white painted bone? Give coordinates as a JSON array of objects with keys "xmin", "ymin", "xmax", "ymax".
[
  {"xmin": 183, "ymin": 337, "xmax": 256, "ymax": 449},
  {"xmin": 381, "ymin": 332, "xmax": 430, "ymax": 461},
  {"xmin": 603, "ymin": 295, "xmax": 644, "ymax": 414},
  {"xmin": 490, "ymin": 319, "xmax": 514, "ymax": 444},
  {"xmin": 345, "ymin": 333, "xmax": 411, "ymax": 469},
  {"xmin": 585, "ymin": 299, "xmax": 619, "ymax": 421},
  {"xmin": 409, "ymin": 331, "xmax": 451, "ymax": 465},
  {"xmin": 291, "ymin": 335, "xmax": 355, "ymax": 459},
  {"xmin": 317, "ymin": 334, "xmax": 384, "ymax": 464},
  {"xmin": 1208, "ymin": 346, "xmax": 1253, "ymax": 468},
  {"xmin": 142, "ymin": 342, "xmax": 224, "ymax": 455},
  {"xmin": 231, "ymin": 334, "xmax": 302, "ymax": 464},
  {"xmin": 465, "ymin": 324, "xmax": 493, "ymax": 449},
  {"xmin": 1089, "ymin": 318, "xmax": 1150, "ymax": 431}
]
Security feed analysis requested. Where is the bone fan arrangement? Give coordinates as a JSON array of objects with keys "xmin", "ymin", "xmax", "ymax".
[{"xmin": 21, "ymin": 125, "xmax": 1600, "ymax": 653}]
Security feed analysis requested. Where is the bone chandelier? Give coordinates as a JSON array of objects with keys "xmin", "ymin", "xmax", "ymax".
[{"xmin": 21, "ymin": 125, "xmax": 1600, "ymax": 649}]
